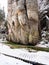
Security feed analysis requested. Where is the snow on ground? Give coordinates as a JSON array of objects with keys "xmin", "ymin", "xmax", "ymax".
[
  {"xmin": 36, "ymin": 41, "xmax": 49, "ymax": 48},
  {"xmin": 0, "ymin": 38, "xmax": 7, "ymax": 43},
  {"xmin": 36, "ymin": 30, "xmax": 49, "ymax": 48},
  {"xmin": 0, "ymin": 54, "xmax": 32, "ymax": 65},
  {"xmin": 0, "ymin": 43, "xmax": 49, "ymax": 65}
]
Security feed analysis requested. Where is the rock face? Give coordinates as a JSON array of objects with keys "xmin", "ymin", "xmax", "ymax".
[{"xmin": 7, "ymin": 0, "xmax": 40, "ymax": 45}]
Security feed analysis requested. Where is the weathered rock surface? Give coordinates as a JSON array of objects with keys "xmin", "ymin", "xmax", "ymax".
[{"xmin": 7, "ymin": 0, "xmax": 40, "ymax": 45}]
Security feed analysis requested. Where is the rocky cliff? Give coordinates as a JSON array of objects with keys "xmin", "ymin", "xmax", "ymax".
[{"xmin": 7, "ymin": 0, "xmax": 40, "ymax": 45}]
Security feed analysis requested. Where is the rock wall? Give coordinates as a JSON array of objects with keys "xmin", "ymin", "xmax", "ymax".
[{"xmin": 7, "ymin": 0, "xmax": 40, "ymax": 45}]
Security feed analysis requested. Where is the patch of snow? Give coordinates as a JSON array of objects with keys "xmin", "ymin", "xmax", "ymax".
[
  {"xmin": 36, "ymin": 40, "xmax": 49, "ymax": 48},
  {"xmin": 36, "ymin": 51, "xmax": 49, "ymax": 65},
  {"xmin": 47, "ymin": 33, "xmax": 49, "ymax": 35},
  {"xmin": 45, "ymin": 42, "xmax": 49, "ymax": 47},
  {"xmin": 45, "ymin": 15, "xmax": 49, "ymax": 20},
  {"xmin": 40, "ymin": 41, "xmax": 45, "ymax": 44},
  {"xmin": 0, "ymin": 54, "xmax": 32, "ymax": 65},
  {"xmin": 0, "ymin": 44, "xmax": 49, "ymax": 65},
  {"xmin": 42, "ymin": 33, "xmax": 46, "ymax": 37},
  {"xmin": 0, "ymin": 38, "xmax": 7, "ymax": 43},
  {"xmin": 38, "ymin": 30, "xmax": 49, "ymax": 48},
  {"xmin": 36, "ymin": 44, "xmax": 47, "ymax": 48}
]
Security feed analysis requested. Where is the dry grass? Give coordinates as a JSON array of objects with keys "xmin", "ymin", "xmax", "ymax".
[{"xmin": 5, "ymin": 41, "xmax": 49, "ymax": 52}]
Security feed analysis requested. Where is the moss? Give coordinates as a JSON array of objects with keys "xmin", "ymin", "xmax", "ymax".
[{"xmin": 5, "ymin": 41, "xmax": 49, "ymax": 52}]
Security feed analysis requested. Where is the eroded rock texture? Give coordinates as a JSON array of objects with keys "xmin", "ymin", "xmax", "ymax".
[{"xmin": 7, "ymin": 0, "xmax": 40, "ymax": 45}]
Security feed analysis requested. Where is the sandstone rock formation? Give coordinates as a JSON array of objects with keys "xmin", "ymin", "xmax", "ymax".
[{"xmin": 7, "ymin": 0, "xmax": 40, "ymax": 45}]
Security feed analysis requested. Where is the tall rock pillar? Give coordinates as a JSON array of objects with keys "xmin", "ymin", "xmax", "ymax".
[{"xmin": 7, "ymin": 0, "xmax": 40, "ymax": 45}]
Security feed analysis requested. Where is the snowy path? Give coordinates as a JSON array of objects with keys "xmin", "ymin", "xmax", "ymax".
[
  {"xmin": 0, "ymin": 43, "xmax": 49, "ymax": 65},
  {"xmin": 0, "ymin": 39, "xmax": 32, "ymax": 65},
  {"xmin": 0, "ymin": 54, "xmax": 32, "ymax": 65}
]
